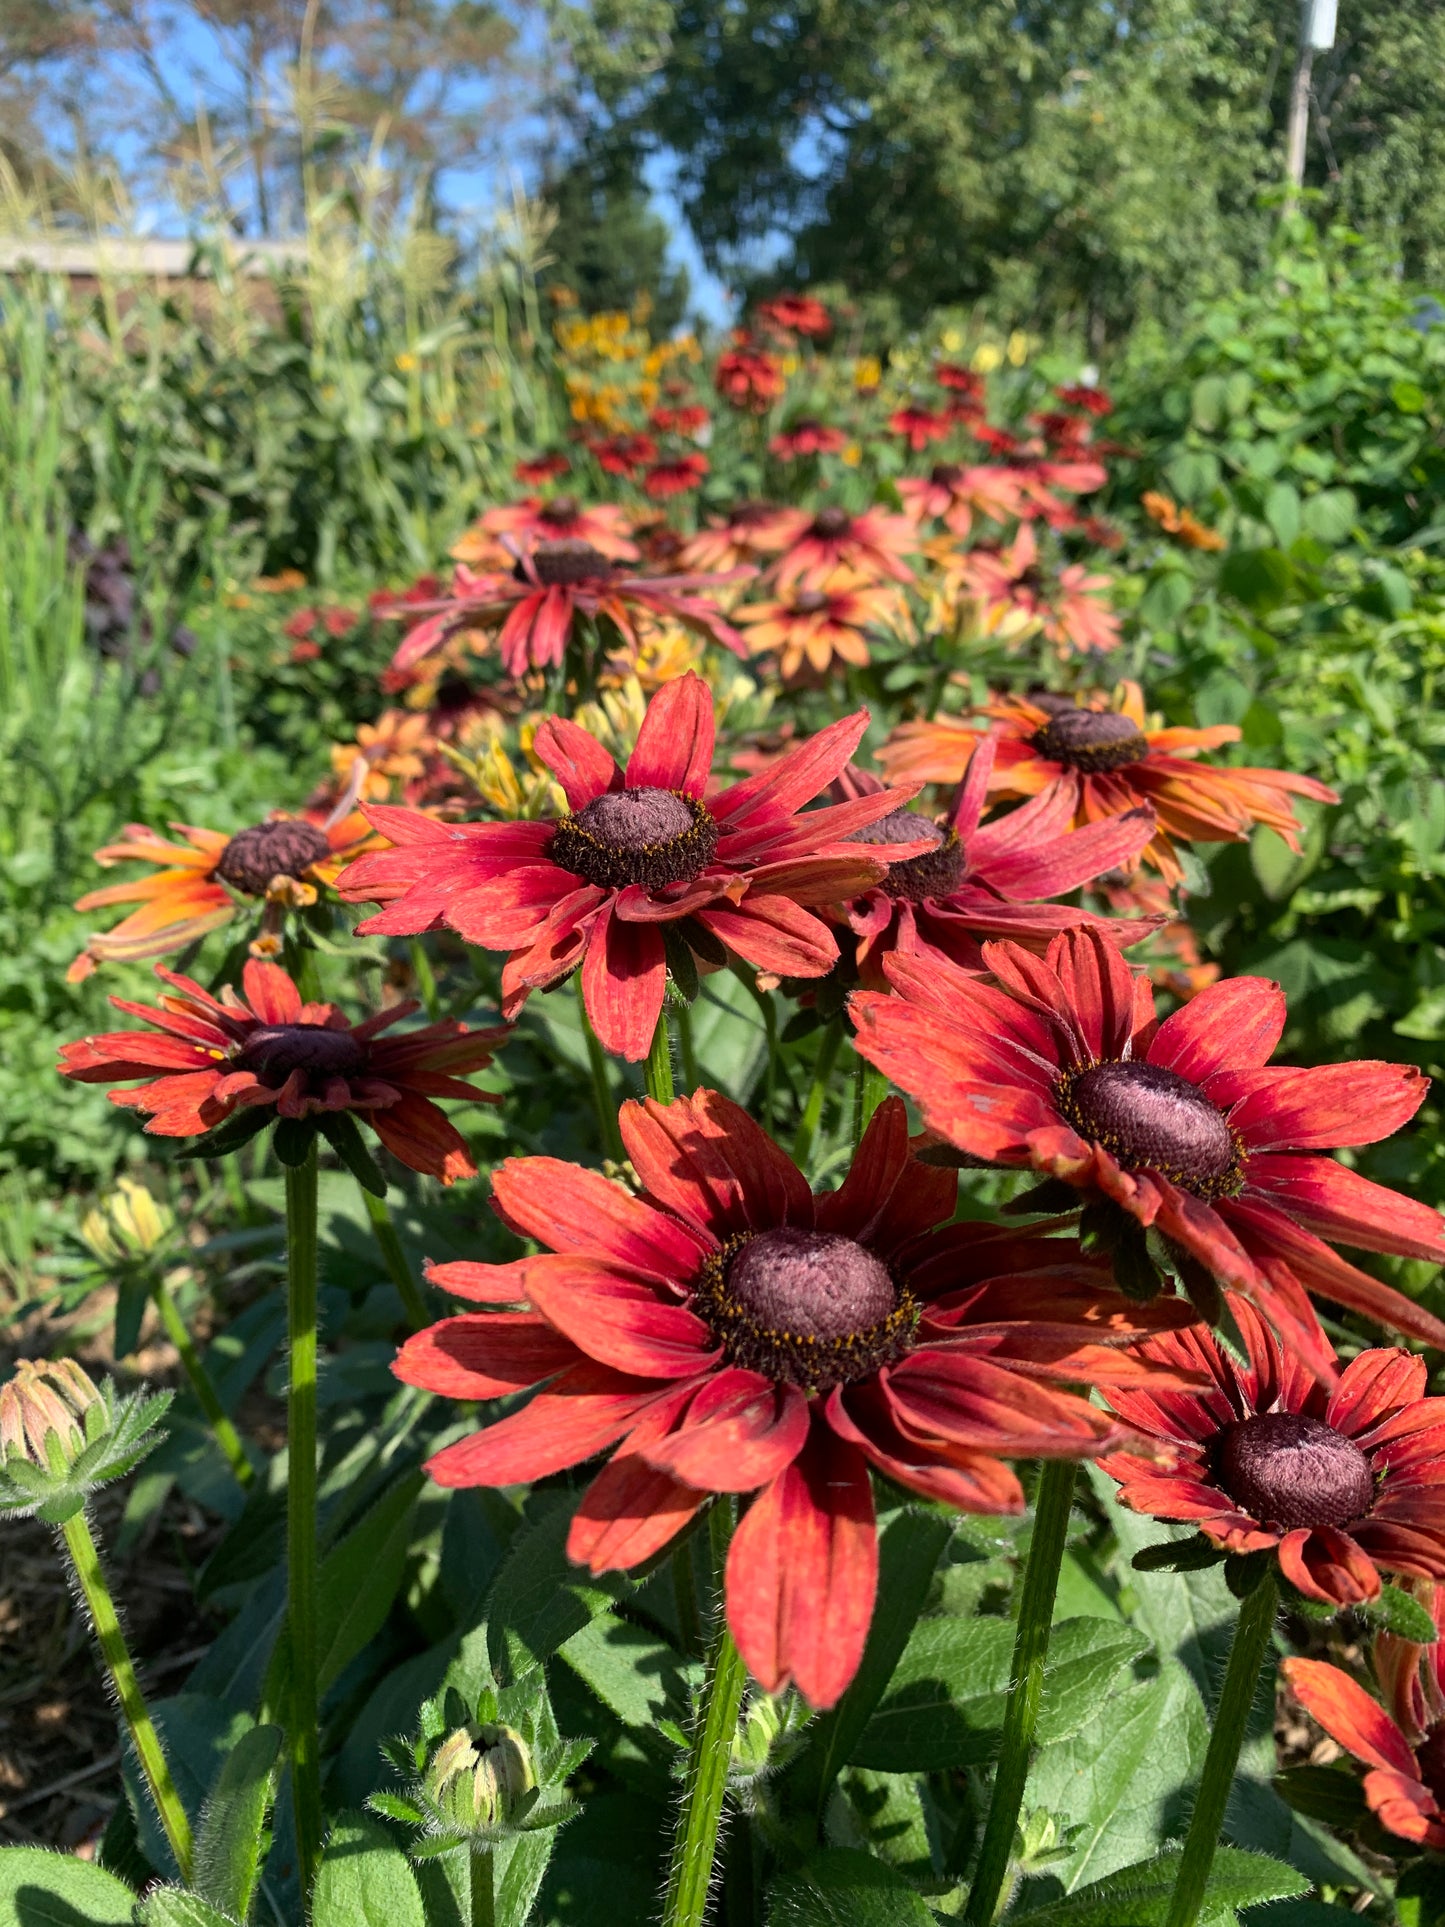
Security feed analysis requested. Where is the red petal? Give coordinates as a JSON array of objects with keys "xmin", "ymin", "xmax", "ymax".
[
  {"xmin": 1247, "ymin": 1154, "xmax": 1445, "ymax": 1263},
  {"xmin": 625, "ymin": 672, "xmax": 715, "ymax": 793},
  {"xmin": 1277, "ymin": 1524, "xmax": 1380, "ymax": 1605},
  {"xmin": 620, "ymin": 1088, "xmax": 813, "ymax": 1238},
  {"xmin": 567, "ymin": 1453, "xmax": 707, "ymax": 1572},
  {"xmin": 1282, "ymin": 1658, "xmax": 1419, "ymax": 1776},
  {"xmin": 714, "ymin": 709, "xmax": 869, "ymax": 827},
  {"xmin": 393, "ymin": 1312, "xmax": 581, "ymax": 1398},
  {"xmin": 697, "ymin": 894, "xmax": 838, "ymax": 976},
  {"xmin": 1047, "ymin": 925, "xmax": 1145, "ymax": 1062},
  {"xmin": 884, "ymin": 1350, "xmax": 1112, "ymax": 1453},
  {"xmin": 490, "ymin": 1158, "xmax": 711, "ymax": 1278},
  {"xmin": 1362, "ymin": 1767, "xmax": 1445, "ymax": 1847},
  {"xmin": 724, "ymin": 1422, "xmax": 877, "ymax": 1708},
  {"xmin": 523, "ymin": 1258, "xmax": 720, "ymax": 1378},
  {"xmin": 814, "ymin": 1096, "xmax": 957, "ymax": 1251},
  {"xmin": 825, "ymin": 1382, "xmax": 1025, "ymax": 1513},
  {"xmin": 1148, "ymin": 976, "xmax": 1286, "ymax": 1081},
  {"xmin": 1217, "ymin": 1063, "xmax": 1430, "ymax": 1152},
  {"xmin": 425, "ymin": 1258, "xmax": 534, "ymax": 1304},
  {"xmin": 240, "ymin": 959, "xmax": 303, "ymax": 1025},
  {"xmin": 532, "ymin": 715, "xmax": 620, "ymax": 808},
  {"xmin": 1327, "ymin": 1347, "xmax": 1428, "ymax": 1439},
  {"xmin": 367, "ymin": 1091, "xmax": 476, "ymax": 1183},
  {"xmin": 425, "ymin": 1366, "xmax": 676, "ymax": 1486},
  {"xmin": 640, "ymin": 1369, "xmax": 809, "ymax": 1492},
  {"xmin": 583, "ymin": 905, "xmax": 667, "ymax": 1060}
]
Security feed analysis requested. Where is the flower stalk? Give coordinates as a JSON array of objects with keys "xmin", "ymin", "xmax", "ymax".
[
  {"xmin": 661, "ymin": 1501, "xmax": 748, "ymax": 1927},
  {"xmin": 149, "ymin": 1277, "xmax": 253, "ymax": 1487},
  {"xmin": 362, "ymin": 1188, "xmax": 430, "ymax": 1332},
  {"xmin": 61, "ymin": 1507, "xmax": 194, "ymax": 1880},
  {"xmin": 853, "ymin": 1053, "xmax": 888, "ymax": 1146},
  {"xmin": 793, "ymin": 1016, "xmax": 843, "ymax": 1171},
  {"xmin": 1165, "ymin": 1571, "xmax": 1279, "ymax": 1927},
  {"xmin": 964, "ymin": 1458, "xmax": 1078, "ymax": 1925},
  {"xmin": 285, "ymin": 1140, "xmax": 323, "ymax": 1903},
  {"xmin": 646, "ymin": 1009, "xmax": 676, "ymax": 1104},
  {"xmin": 578, "ymin": 989, "xmax": 625, "ymax": 1161}
]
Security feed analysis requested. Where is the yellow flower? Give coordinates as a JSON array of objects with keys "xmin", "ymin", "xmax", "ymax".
[
  {"xmin": 854, "ymin": 356, "xmax": 882, "ymax": 391},
  {"xmin": 1007, "ymin": 329, "xmax": 1031, "ymax": 367},
  {"xmin": 971, "ymin": 342, "xmax": 1003, "ymax": 374},
  {"xmin": 941, "ymin": 327, "xmax": 964, "ymax": 353},
  {"xmin": 781, "ymin": 353, "xmax": 800, "ymax": 376},
  {"xmin": 396, "ymin": 351, "xmax": 419, "ymax": 373},
  {"xmin": 841, "ymin": 442, "xmax": 862, "ymax": 467}
]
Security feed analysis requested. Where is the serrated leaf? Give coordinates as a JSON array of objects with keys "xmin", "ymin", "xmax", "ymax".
[
  {"xmin": 310, "ymin": 1814, "xmax": 427, "ymax": 1927},
  {"xmin": 1012, "ymin": 1844, "xmax": 1306, "ymax": 1924},
  {"xmin": 1362, "ymin": 1583, "xmax": 1438, "ymax": 1643},
  {"xmin": 768, "ymin": 1847, "xmax": 936, "ymax": 1926},
  {"xmin": 0, "ymin": 1846, "xmax": 136, "ymax": 1922},
  {"xmin": 192, "ymin": 1723, "xmax": 281, "ymax": 1921}
]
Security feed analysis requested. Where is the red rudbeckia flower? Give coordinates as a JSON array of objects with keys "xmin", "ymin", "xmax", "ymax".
[
  {"xmin": 680, "ymin": 502, "xmax": 787, "ymax": 574},
  {"xmin": 1056, "ymin": 384, "xmax": 1112, "ymax": 415},
  {"xmin": 938, "ymin": 526, "xmax": 1119, "ymax": 657},
  {"xmin": 897, "ymin": 462, "xmax": 1033, "ymax": 537},
  {"xmin": 68, "ymin": 808, "xmax": 373, "ymax": 983},
  {"xmin": 755, "ymin": 292, "xmax": 831, "ymax": 340},
  {"xmin": 877, "ymin": 685, "xmax": 1337, "ymax": 887},
  {"xmin": 338, "ymin": 674, "xmax": 926, "ymax": 1059},
  {"xmin": 934, "ymin": 365, "xmax": 985, "ymax": 401},
  {"xmin": 1100, "ymin": 1297, "xmax": 1445, "ymax": 1606},
  {"xmin": 590, "ymin": 433, "xmax": 660, "ymax": 479},
  {"xmin": 735, "ymin": 573, "xmax": 908, "ymax": 680},
  {"xmin": 388, "ymin": 545, "xmax": 749, "ymax": 681},
  {"xmin": 715, "ymin": 339, "xmax": 787, "ymax": 413},
  {"xmin": 835, "ymin": 740, "xmax": 1160, "ymax": 985},
  {"xmin": 513, "ymin": 453, "xmax": 572, "ymax": 485},
  {"xmin": 395, "ymin": 1089, "xmax": 1192, "ymax": 1707},
  {"xmin": 851, "ymin": 925, "xmax": 1445, "ymax": 1372},
  {"xmin": 748, "ymin": 504, "xmax": 917, "ymax": 591},
  {"xmin": 1285, "ymin": 1594, "xmax": 1445, "ymax": 1848},
  {"xmin": 643, "ymin": 452, "xmax": 710, "ymax": 499},
  {"xmin": 888, "ymin": 405, "xmax": 953, "ymax": 453},
  {"xmin": 769, "ymin": 419, "xmax": 848, "ymax": 461},
  {"xmin": 58, "ymin": 959, "xmax": 507, "ymax": 1182},
  {"xmin": 650, "ymin": 404, "xmax": 712, "ymax": 438},
  {"xmin": 453, "ymin": 494, "xmax": 638, "ymax": 566}
]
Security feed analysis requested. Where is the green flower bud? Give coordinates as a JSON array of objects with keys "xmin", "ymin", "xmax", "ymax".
[
  {"xmin": 427, "ymin": 1724, "xmax": 535, "ymax": 1839},
  {"xmin": 0, "ymin": 1360, "xmax": 102, "ymax": 1472}
]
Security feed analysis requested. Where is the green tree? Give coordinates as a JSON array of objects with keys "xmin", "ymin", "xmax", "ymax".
[{"xmin": 541, "ymin": 137, "xmax": 690, "ymax": 329}]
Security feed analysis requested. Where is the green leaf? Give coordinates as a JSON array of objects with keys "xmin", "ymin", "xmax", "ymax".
[
  {"xmin": 317, "ymin": 1472, "xmax": 424, "ymax": 1691},
  {"xmin": 558, "ymin": 1610, "xmax": 694, "ymax": 1728},
  {"xmin": 1362, "ymin": 1582, "xmax": 1439, "ymax": 1643},
  {"xmin": 310, "ymin": 1814, "xmax": 427, "ymax": 1927},
  {"xmin": 192, "ymin": 1724, "xmax": 281, "ymax": 1922},
  {"xmin": 271, "ymin": 1117, "xmax": 316, "ymax": 1167},
  {"xmin": 1012, "ymin": 1845, "xmax": 1305, "ymax": 1924},
  {"xmin": 0, "ymin": 1847, "xmax": 136, "ymax": 1923},
  {"xmin": 487, "ymin": 1490, "xmax": 624, "ymax": 1685},
  {"xmin": 1392, "ymin": 377, "xmax": 1427, "ymax": 414},
  {"xmin": 135, "ymin": 1892, "xmax": 240, "ymax": 1927},
  {"xmin": 1300, "ymin": 487, "xmax": 1356, "ymax": 544},
  {"xmin": 173, "ymin": 1109, "xmax": 272, "ymax": 1162},
  {"xmin": 1218, "ymin": 547, "xmax": 1295, "ymax": 613},
  {"xmin": 854, "ymin": 1616, "xmax": 1148, "ymax": 1772},
  {"xmin": 114, "ymin": 1274, "xmax": 152, "ymax": 1361},
  {"xmin": 1131, "ymin": 1534, "xmax": 1226, "ymax": 1575},
  {"xmin": 317, "ymin": 1113, "xmax": 387, "ymax": 1197},
  {"xmin": 784, "ymin": 1509, "xmax": 950, "ymax": 1816},
  {"xmin": 1272, "ymin": 1764, "xmax": 1369, "ymax": 1829},
  {"xmin": 768, "ymin": 1848, "xmax": 936, "ymax": 1926},
  {"xmin": 1264, "ymin": 481, "xmax": 1301, "ymax": 548},
  {"xmin": 1138, "ymin": 567, "xmax": 1193, "ymax": 629}
]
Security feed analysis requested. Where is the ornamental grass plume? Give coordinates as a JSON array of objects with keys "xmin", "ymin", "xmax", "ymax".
[
  {"xmin": 393, "ymin": 1089, "xmax": 1196, "ymax": 1708},
  {"xmin": 850, "ymin": 925, "xmax": 1445, "ymax": 1373},
  {"xmin": 337, "ymin": 673, "xmax": 931, "ymax": 1059},
  {"xmin": 878, "ymin": 683, "xmax": 1337, "ymax": 885},
  {"xmin": 832, "ymin": 738, "xmax": 1161, "ymax": 984},
  {"xmin": 66, "ymin": 806, "xmax": 372, "ymax": 982},
  {"xmin": 58, "ymin": 956, "xmax": 508, "ymax": 1183}
]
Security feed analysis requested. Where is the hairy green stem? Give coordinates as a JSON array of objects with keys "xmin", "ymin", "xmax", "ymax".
[
  {"xmin": 662, "ymin": 1502, "xmax": 746, "ymax": 1927},
  {"xmin": 150, "ymin": 1277, "xmax": 252, "ymax": 1487},
  {"xmin": 362, "ymin": 1187, "xmax": 430, "ymax": 1331},
  {"xmin": 285, "ymin": 1144, "xmax": 323, "ymax": 1904},
  {"xmin": 672, "ymin": 1530, "xmax": 702, "ymax": 1660},
  {"xmin": 964, "ymin": 1459, "xmax": 1078, "ymax": 1925},
  {"xmin": 1165, "ymin": 1572, "xmax": 1279, "ymax": 1927},
  {"xmin": 646, "ymin": 1009, "xmax": 675, "ymax": 1105},
  {"xmin": 675, "ymin": 1001, "xmax": 700, "ymax": 1094},
  {"xmin": 61, "ymin": 1508, "xmax": 194, "ymax": 1881},
  {"xmin": 579, "ymin": 991, "xmax": 625, "ymax": 1161},
  {"xmin": 470, "ymin": 1845, "xmax": 496, "ymax": 1927},
  {"xmin": 792, "ymin": 1017, "xmax": 843, "ymax": 1172}
]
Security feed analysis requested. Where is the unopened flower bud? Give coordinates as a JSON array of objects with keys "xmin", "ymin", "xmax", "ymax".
[
  {"xmin": 427, "ymin": 1724, "xmax": 535, "ymax": 1837},
  {"xmin": 732, "ymin": 1692, "xmax": 784, "ymax": 1775},
  {"xmin": 80, "ymin": 1178, "xmax": 172, "ymax": 1264},
  {"xmin": 0, "ymin": 1360, "xmax": 102, "ymax": 1471}
]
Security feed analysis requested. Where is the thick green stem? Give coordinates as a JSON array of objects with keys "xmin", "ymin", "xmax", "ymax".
[
  {"xmin": 470, "ymin": 1845, "xmax": 496, "ymax": 1927},
  {"xmin": 852, "ymin": 1054, "xmax": 888, "ymax": 1147},
  {"xmin": 661, "ymin": 1503, "xmax": 747, "ymax": 1927},
  {"xmin": 1165, "ymin": 1573, "xmax": 1279, "ymax": 1927},
  {"xmin": 578, "ymin": 991, "xmax": 625, "ymax": 1161},
  {"xmin": 756, "ymin": 990, "xmax": 778, "ymax": 1133},
  {"xmin": 150, "ymin": 1277, "xmax": 253, "ymax": 1487},
  {"xmin": 646, "ymin": 1009, "xmax": 676, "ymax": 1104},
  {"xmin": 285, "ymin": 1144, "xmax": 323, "ymax": 1905},
  {"xmin": 61, "ymin": 1508, "xmax": 194, "ymax": 1881},
  {"xmin": 675, "ymin": 1001, "xmax": 700, "ymax": 1095},
  {"xmin": 792, "ymin": 1017, "xmax": 843, "ymax": 1172},
  {"xmin": 409, "ymin": 937, "xmax": 440, "ymax": 1020},
  {"xmin": 362, "ymin": 1187, "xmax": 430, "ymax": 1331},
  {"xmin": 964, "ymin": 1459, "xmax": 1078, "ymax": 1925},
  {"xmin": 672, "ymin": 1531, "xmax": 702, "ymax": 1659}
]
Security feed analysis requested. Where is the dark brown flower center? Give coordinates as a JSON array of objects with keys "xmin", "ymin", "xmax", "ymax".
[
  {"xmin": 523, "ymin": 539, "xmax": 614, "ymax": 587},
  {"xmin": 730, "ymin": 500, "xmax": 778, "ymax": 529},
  {"xmin": 549, "ymin": 787, "xmax": 718, "ymax": 892},
  {"xmin": 1214, "ymin": 1412, "xmax": 1374, "ymax": 1532},
  {"xmin": 812, "ymin": 506, "xmax": 852, "ymax": 539},
  {"xmin": 235, "ymin": 1023, "xmax": 367, "ymax": 1083},
  {"xmin": 795, "ymin": 589, "xmax": 830, "ymax": 613},
  {"xmin": 853, "ymin": 807, "xmax": 967, "ymax": 901},
  {"xmin": 1415, "ymin": 1726, "xmax": 1445, "ymax": 1805},
  {"xmin": 930, "ymin": 463, "xmax": 964, "ymax": 488},
  {"xmin": 539, "ymin": 495, "xmax": 580, "ymax": 524},
  {"xmin": 1057, "ymin": 1059, "xmax": 1241, "ymax": 1197},
  {"xmin": 216, "ymin": 820, "xmax": 331, "ymax": 897},
  {"xmin": 1032, "ymin": 707, "xmax": 1150, "ymax": 773},
  {"xmin": 691, "ymin": 1227, "xmax": 918, "ymax": 1389}
]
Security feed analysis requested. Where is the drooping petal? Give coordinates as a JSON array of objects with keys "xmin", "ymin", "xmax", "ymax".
[
  {"xmin": 639, "ymin": 1369, "xmax": 809, "ymax": 1493},
  {"xmin": 1281, "ymin": 1658, "xmax": 1420, "ymax": 1776},
  {"xmin": 1148, "ymin": 976, "xmax": 1287, "ymax": 1082},
  {"xmin": 425, "ymin": 1366, "xmax": 673, "ymax": 1486},
  {"xmin": 1246, "ymin": 1154, "xmax": 1445, "ymax": 1263},
  {"xmin": 1277, "ymin": 1524, "xmax": 1381, "ymax": 1605},
  {"xmin": 620, "ymin": 1088, "xmax": 814, "ymax": 1239},
  {"xmin": 522, "ymin": 1259, "xmax": 721, "ymax": 1379},
  {"xmin": 582, "ymin": 905, "xmax": 668, "ymax": 1061},
  {"xmin": 1362, "ymin": 1767, "xmax": 1445, "ymax": 1848},
  {"xmin": 489, "ymin": 1158, "xmax": 712, "ymax": 1278},
  {"xmin": 883, "ymin": 1351, "xmax": 1113, "ymax": 1454},
  {"xmin": 393, "ymin": 1313, "xmax": 582, "ymax": 1398},
  {"xmin": 567, "ymin": 1453, "xmax": 708, "ymax": 1572},
  {"xmin": 724, "ymin": 1422, "xmax": 877, "ymax": 1709}
]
